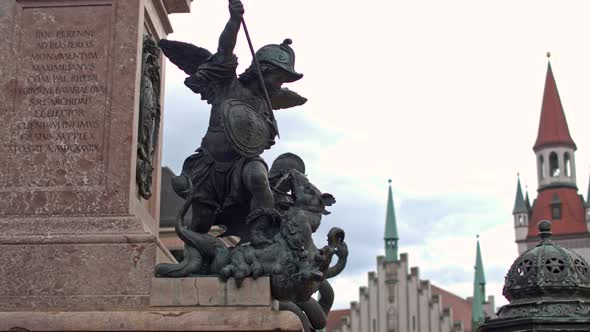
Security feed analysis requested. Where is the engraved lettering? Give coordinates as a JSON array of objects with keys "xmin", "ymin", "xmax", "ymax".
[{"xmin": 5, "ymin": 5, "xmax": 112, "ymax": 190}]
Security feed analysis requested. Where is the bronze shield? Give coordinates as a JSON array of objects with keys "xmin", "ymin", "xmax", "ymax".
[{"xmin": 221, "ymin": 99, "xmax": 271, "ymax": 158}]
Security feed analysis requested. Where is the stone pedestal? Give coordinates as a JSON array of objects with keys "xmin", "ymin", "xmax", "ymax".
[
  {"xmin": 0, "ymin": 277, "xmax": 302, "ymax": 331},
  {"xmin": 0, "ymin": 0, "xmax": 170, "ymax": 313},
  {"xmin": 0, "ymin": 1, "xmax": 302, "ymax": 330}
]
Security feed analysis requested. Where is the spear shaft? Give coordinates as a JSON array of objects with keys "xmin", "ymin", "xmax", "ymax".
[{"xmin": 240, "ymin": 18, "xmax": 280, "ymax": 138}]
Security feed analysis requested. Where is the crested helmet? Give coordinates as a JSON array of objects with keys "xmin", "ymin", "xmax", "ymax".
[{"xmin": 255, "ymin": 38, "xmax": 303, "ymax": 83}]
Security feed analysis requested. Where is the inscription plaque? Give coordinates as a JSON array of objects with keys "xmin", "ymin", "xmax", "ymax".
[{"xmin": 1, "ymin": 4, "xmax": 112, "ymax": 189}]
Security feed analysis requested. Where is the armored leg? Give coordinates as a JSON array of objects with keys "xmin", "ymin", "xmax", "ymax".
[
  {"xmin": 190, "ymin": 201, "xmax": 217, "ymax": 234},
  {"xmin": 242, "ymin": 160, "xmax": 274, "ymax": 210}
]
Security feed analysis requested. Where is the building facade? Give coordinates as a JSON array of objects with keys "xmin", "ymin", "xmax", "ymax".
[
  {"xmin": 330, "ymin": 181, "xmax": 494, "ymax": 332},
  {"xmin": 512, "ymin": 55, "xmax": 590, "ymax": 259}
]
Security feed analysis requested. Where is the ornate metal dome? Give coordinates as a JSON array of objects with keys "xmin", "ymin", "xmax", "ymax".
[{"xmin": 497, "ymin": 220, "xmax": 590, "ymax": 320}]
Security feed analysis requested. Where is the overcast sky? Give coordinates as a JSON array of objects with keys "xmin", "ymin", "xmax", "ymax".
[{"xmin": 163, "ymin": 0, "xmax": 590, "ymax": 309}]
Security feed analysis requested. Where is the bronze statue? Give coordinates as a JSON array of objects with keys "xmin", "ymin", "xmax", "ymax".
[
  {"xmin": 158, "ymin": 0, "xmax": 306, "ymax": 241},
  {"xmin": 156, "ymin": 2, "xmax": 347, "ymax": 330}
]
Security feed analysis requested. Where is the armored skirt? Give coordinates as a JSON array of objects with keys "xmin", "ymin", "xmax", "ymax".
[{"xmin": 173, "ymin": 146, "xmax": 266, "ymax": 211}]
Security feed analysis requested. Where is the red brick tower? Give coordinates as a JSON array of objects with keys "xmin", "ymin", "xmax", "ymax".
[{"xmin": 513, "ymin": 54, "xmax": 590, "ymax": 258}]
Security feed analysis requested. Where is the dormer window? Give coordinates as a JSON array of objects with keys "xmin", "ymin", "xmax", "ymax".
[
  {"xmin": 552, "ymin": 206, "xmax": 561, "ymax": 220},
  {"xmin": 550, "ymin": 192, "xmax": 562, "ymax": 220}
]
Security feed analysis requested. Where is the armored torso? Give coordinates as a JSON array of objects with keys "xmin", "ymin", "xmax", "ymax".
[{"xmin": 202, "ymin": 78, "xmax": 273, "ymax": 161}]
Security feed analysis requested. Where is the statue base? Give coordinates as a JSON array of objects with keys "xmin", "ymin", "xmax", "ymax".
[{"xmin": 0, "ymin": 277, "xmax": 303, "ymax": 331}]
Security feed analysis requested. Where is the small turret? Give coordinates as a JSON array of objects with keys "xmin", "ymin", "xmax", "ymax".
[{"xmin": 513, "ymin": 175, "xmax": 529, "ymax": 250}]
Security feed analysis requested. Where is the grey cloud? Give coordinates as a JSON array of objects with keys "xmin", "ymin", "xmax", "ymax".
[
  {"xmin": 162, "ymin": 84, "xmax": 340, "ymax": 173},
  {"xmin": 160, "ymin": 83, "xmax": 506, "ymax": 302},
  {"xmin": 398, "ymin": 194, "xmax": 505, "ymax": 246}
]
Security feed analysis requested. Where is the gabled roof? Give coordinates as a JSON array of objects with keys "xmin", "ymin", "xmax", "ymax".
[
  {"xmin": 432, "ymin": 285, "xmax": 473, "ymax": 332},
  {"xmin": 533, "ymin": 59, "xmax": 576, "ymax": 151},
  {"xmin": 325, "ymin": 309, "xmax": 350, "ymax": 332}
]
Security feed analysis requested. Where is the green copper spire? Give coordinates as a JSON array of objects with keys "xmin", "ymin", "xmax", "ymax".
[
  {"xmin": 513, "ymin": 174, "xmax": 528, "ymax": 214},
  {"xmin": 525, "ymin": 186, "xmax": 532, "ymax": 211},
  {"xmin": 472, "ymin": 235, "xmax": 487, "ymax": 330},
  {"xmin": 384, "ymin": 179, "xmax": 399, "ymax": 262}
]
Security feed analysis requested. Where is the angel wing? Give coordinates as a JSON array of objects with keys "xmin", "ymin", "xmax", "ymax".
[
  {"xmin": 270, "ymin": 88, "xmax": 308, "ymax": 110},
  {"xmin": 159, "ymin": 39, "xmax": 213, "ymax": 76}
]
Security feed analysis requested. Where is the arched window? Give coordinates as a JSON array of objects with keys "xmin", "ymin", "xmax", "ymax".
[
  {"xmin": 539, "ymin": 155, "xmax": 546, "ymax": 179},
  {"xmin": 564, "ymin": 152, "xmax": 571, "ymax": 177},
  {"xmin": 550, "ymin": 152, "xmax": 559, "ymax": 177}
]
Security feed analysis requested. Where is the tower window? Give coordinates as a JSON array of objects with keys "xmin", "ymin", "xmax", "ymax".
[
  {"xmin": 564, "ymin": 152, "xmax": 571, "ymax": 177},
  {"xmin": 539, "ymin": 155, "xmax": 546, "ymax": 179},
  {"xmin": 552, "ymin": 206, "xmax": 561, "ymax": 220},
  {"xmin": 551, "ymin": 193, "xmax": 562, "ymax": 220},
  {"xmin": 550, "ymin": 152, "xmax": 559, "ymax": 177}
]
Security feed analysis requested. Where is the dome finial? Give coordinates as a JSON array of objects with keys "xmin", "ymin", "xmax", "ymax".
[
  {"xmin": 538, "ymin": 220, "xmax": 552, "ymax": 240},
  {"xmin": 388, "ymin": 179, "xmax": 392, "ymax": 184},
  {"xmin": 546, "ymin": 51, "xmax": 551, "ymax": 59}
]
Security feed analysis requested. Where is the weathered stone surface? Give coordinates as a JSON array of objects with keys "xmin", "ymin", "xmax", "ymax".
[
  {"xmin": 0, "ymin": 0, "xmax": 145, "ymax": 217},
  {"xmin": 0, "ymin": 0, "xmax": 163, "ymax": 314},
  {"xmin": 196, "ymin": 277, "xmax": 226, "ymax": 306},
  {"xmin": 0, "ymin": 241, "xmax": 156, "ymax": 311},
  {"xmin": 0, "ymin": 309, "xmax": 303, "ymax": 331},
  {"xmin": 150, "ymin": 277, "xmax": 271, "ymax": 307},
  {"xmin": 164, "ymin": 0, "xmax": 192, "ymax": 14},
  {"xmin": 227, "ymin": 277, "xmax": 272, "ymax": 306},
  {"xmin": 0, "ymin": 1, "xmax": 304, "ymax": 330}
]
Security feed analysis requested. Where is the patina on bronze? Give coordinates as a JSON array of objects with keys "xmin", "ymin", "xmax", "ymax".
[
  {"xmin": 155, "ymin": 1, "xmax": 347, "ymax": 331},
  {"xmin": 220, "ymin": 99, "xmax": 271, "ymax": 158},
  {"xmin": 477, "ymin": 220, "xmax": 590, "ymax": 331},
  {"xmin": 136, "ymin": 34, "xmax": 161, "ymax": 199}
]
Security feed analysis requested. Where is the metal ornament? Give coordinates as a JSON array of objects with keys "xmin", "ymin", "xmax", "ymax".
[{"xmin": 136, "ymin": 34, "xmax": 161, "ymax": 199}]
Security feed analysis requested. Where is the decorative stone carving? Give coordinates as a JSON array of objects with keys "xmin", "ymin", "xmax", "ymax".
[{"xmin": 136, "ymin": 34, "xmax": 161, "ymax": 199}]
